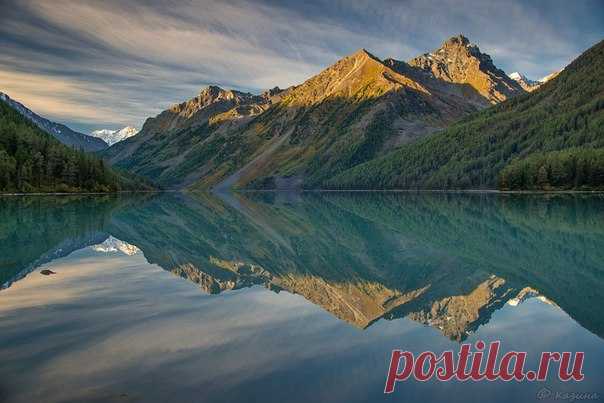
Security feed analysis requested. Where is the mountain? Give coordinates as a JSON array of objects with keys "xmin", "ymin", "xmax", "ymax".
[
  {"xmin": 326, "ymin": 39, "xmax": 604, "ymax": 190},
  {"xmin": 104, "ymin": 35, "xmax": 523, "ymax": 190},
  {"xmin": 0, "ymin": 92, "xmax": 108, "ymax": 152},
  {"xmin": 407, "ymin": 35, "xmax": 524, "ymax": 103},
  {"xmin": 0, "ymin": 100, "xmax": 152, "ymax": 193},
  {"xmin": 102, "ymin": 85, "xmax": 281, "ymax": 186},
  {"xmin": 90, "ymin": 126, "xmax": 139, "ymax": 146},
  {"xmin": 508, "ymin": 71, "xmax": 540, "ymax": 92}
]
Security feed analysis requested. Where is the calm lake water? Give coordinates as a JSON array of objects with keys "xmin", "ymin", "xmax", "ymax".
[{"xmin": 0, "ymin": 192, "xmax": 603, "ymax": 403}]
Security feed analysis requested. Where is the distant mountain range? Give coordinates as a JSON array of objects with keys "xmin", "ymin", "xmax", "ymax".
[
  {"xmin": 90, "ymin": 126, "xmax": 139, "ymax": 146},
  {"xmin": 103, "ymin": 34, "xmax": 531, "ymax": 190},
  {"xmin": 0, "ymin": 92, "xmax": 108, "ymax": 152}
]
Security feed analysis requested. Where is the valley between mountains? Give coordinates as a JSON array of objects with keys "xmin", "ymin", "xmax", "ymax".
[{"xmin": 2, "ymin": 34, "xmax": 603, "ymax": 193}]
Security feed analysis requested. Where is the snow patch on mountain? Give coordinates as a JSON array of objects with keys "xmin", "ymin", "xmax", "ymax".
[
  {"xmin": 508, "ymin": 71, "xmax": 540, "ymax": 91},
  {"xmin": 91, "ymin": 236, "xmax": 140, "ymax": 255},
  {"xmin": 90, "ymin": 126, "xmax": 138, "ymax": 146},
  {"xmin": 539, "ymin": 69, "xmax": 562, "ymax": 83},
  {"xmin": 508, "ymin": 72, "xmax": 534, "ymax": 84}
]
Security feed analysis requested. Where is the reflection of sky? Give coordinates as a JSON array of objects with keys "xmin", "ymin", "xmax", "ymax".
[{"xmin": 0, "ymin": 246, "xmax": 602, "ymax": 403}]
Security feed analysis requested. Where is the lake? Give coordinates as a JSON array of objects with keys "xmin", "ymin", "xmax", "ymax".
[{"xmin": 0, "ymin": 192, "xmax": 603, "ymax": 403}]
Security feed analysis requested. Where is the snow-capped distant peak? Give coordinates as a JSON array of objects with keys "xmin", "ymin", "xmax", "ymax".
[
  {"xmin": 91, "ymin": 129, "xmax": 115, "ymax": 136},
  {"xmin": 508, "ymin": 71, "xmax": 541, "ymax": 91},
  {"xmin": 508, "ymin": 72, "xmax": 524, "ymax": 81},
  {"xmin": 90, "ymin": 126, "xmax": 138, "ymax": 146},
  {"xmin": 91, "ymin": 236, "xmax": 140, "ymax": 255},
  {"xmin": 508, "ymin": 71, "xmax": 537, "ymax": 84},
  {"xmin": 539, "ymin": 69, "xmax": 562, "ymax": 83}
]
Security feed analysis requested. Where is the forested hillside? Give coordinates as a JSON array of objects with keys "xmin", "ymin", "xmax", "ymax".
[
  {"xmin": 0, "ymin": 100, "xmax": 150, "ymax": 193},
  {"xmin": 326, "ymin": 39, "xmax": 604, "ymax": 190},
  {"xmin": 499, "ymin": 148, "xmax": 604, "ymax": 190}
]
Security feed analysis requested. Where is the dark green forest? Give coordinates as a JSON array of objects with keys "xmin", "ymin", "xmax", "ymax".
[
  {"xmin": 0, "ymin": 100, "xmax": 150, "ymax": 193},
  {"xmin": 499, "ymin": 148, "xmax": 604, "ymax": 190},
  {"xmin": 325, "ymin": 39, "xmax": 604, "ymax": 190}
]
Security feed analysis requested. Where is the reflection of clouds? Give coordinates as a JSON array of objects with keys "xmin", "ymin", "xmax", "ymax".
[
  {"xmin": 0, "ymin": 248, "xmax": 603, "ymax": 402},
  {"xmin": 0, "ymin": 249, "xmax": 436, "ymax": 402}
]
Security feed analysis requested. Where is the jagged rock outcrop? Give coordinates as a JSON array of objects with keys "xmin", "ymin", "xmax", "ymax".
[
  {"xmin": 408, "ymin": 34, "xmax": 525, "ymax": 103},
  {"xmin": 102, "ymin": 85, "xmax": 285, "ymax": 187},
  {"xmin": 141, "ymin": 86, "xmax": 275, "ymax": 134}
]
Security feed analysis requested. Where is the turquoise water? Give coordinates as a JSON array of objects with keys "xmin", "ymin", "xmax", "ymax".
[{"xmin": 0, "ymin": 192, "xmax": 603, "ymax": 402}]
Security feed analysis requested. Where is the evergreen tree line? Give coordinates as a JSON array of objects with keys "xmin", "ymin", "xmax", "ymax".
[
  {"xmin": 0, "ymin": 100, "xmax": 144, "ymax": 193},
  {"xmin": 499, "ymin": 148, "xmax": 604, "ymax": 190}
]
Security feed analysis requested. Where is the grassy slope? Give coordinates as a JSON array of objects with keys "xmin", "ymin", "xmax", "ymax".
[{"xmin": 326, "ymin": 39, "xmax": 604, "ymax": 190}]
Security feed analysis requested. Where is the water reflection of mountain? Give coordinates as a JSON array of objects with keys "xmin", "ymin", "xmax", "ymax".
[
  {"xmin": 2, "ymin": 192, "xmax": 602, "ymax": 341},
  {"xmin": 0, "ymin": 195, "xmax": 146, "ymax": 289},
  {"xmin": 107, "ymin": 192, "xmax": 604, "ymax": 341}
]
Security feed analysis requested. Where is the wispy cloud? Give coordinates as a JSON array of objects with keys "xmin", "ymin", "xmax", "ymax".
[{"xmin": 0, "ymin": 0, "xmax": 602, "ymax": 132}]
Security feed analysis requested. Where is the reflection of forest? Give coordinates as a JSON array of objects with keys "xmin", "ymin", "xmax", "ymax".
[{"xmin": 2, "ymin": 192, "xmax": 603, "ymax": 340}]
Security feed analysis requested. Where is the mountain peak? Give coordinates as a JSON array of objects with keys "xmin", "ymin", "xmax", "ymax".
[
  {"xmin": 199, "ymin": 85, "xmax": 227, "ymax": 98},
  {"xmin": 90, "ymin": 126, "xmax": 139, "ymax": 146},
  {"xmin": 354, "ymin": 48, "xmax": 381, "ymax": 61},
  {"xmin": 509, "ymin": 72, "xmax": 526, "ymax": 81},
  {"xmin": 408, "ymin": 35, "xmax": 524, "ymax": 103},
  {"xmin": 443, "ymin": 34, "xmax": 470, "ymax": 47},
  {"xmin": 351, "ymin": 48, "xmax": 371, "ymax": 56},
  {"xmin": 508, "ymin": 71, "xmax": 541, "ymax": 92}
]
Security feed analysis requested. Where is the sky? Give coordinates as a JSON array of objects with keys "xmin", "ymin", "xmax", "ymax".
[{"xmin": 0, "ymin": 0, "xmax": 602, "ymax": 134}]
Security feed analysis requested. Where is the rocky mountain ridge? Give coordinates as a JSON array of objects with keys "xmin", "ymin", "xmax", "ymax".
[{"xmin": 407, "ymin": 34, "xmax": 524, "ymax": 103}]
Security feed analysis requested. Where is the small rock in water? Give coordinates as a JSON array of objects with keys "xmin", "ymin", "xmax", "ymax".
[{"xmin": 40, "ymin": 269, "xmax": 56, "ymax": 276}]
